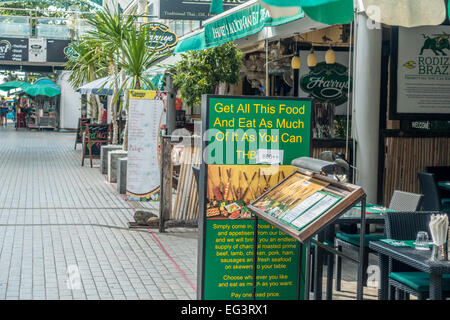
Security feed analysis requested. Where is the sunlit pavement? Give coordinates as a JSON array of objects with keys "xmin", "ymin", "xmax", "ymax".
[{"xmin": 0, "ymin": 125, "xmax": 197, "ymax": 300}]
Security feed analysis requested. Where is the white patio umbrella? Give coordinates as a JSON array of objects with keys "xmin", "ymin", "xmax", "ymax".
[
  {"xmin": 256, "ymin": 0, "xmax": 447, "ymax": 27},
  {"xmin": 76, "ymin": 77, "xmax": 118, "ymax": 95},
  {"xmin": 361, "ymin": 0, "xmax": 446, "ymax": 27}
]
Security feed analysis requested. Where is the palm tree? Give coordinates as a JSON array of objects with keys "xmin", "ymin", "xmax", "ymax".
[
  {"xmin": 113, "ymin": 21, "xmax": 170, "ymax": 150},
  {"xmin": 84, "ymin": 5, "xmax": 136, "ymax": 145},
  {"xmin": 65, "ymin": 38, "xmax": 107, "ymax": 121}
]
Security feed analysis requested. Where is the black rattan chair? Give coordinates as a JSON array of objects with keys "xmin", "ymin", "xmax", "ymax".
[
  {"xmin": 418, "ymin": 171, "xmax": 450, "ymax": 213},
  {"xmin": 384, "ymin": 211, "xmax": 450, "ymax": 300},
  {"xmin": 334, "ymin": 191, "xmax": 423, "ymax": 292},
  {"xmin": 426, "ymin": 166, "xmax": 450, "ymax": 198}
]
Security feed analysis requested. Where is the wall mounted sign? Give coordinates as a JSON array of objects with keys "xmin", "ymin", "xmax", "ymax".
[
  {"xmin": 126, "ymin": 90, "xmax": 165, "ymax": 198},
  {"xmin": 159, "ymin": 0, "xmax": 250, "ymax": 20},
  {"xmin": 0, "ymin": 37, "xmax": 28, "ymax": 62},
  {"xmin": 198, "ymin": 95, "xmax": 312, "ymax": 300},
  {"xmin": 300, "ymin": 62, "xmax": 351, "ymax": 106},
  {"xmin": 47, "ymin": 39, "xmax": 71, "ymax": 63},
  {"xmin": 390, "ymin": 26, "xmax": 450, "ymax": 119},
  {"xmin": 64, "ymin": 44, "xmax": 77, "ymax": 59},
  {"xmin": 28, "ymin": 38, "xmax": 46, "ymax": 63},
  {"xmin": 0, "ymin": 37, "xmax": 69, "ymax": 64},
  {"xmin": 143, "ymin": 22, "xmax": 178, "ymax": 55}
]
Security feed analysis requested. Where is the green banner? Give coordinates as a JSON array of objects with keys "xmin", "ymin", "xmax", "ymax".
[
  {"xmin": 204, "ymin": 3, "xmax": 304, "ymax": 48},
  {"xmin": 200, "ymin": 95, "xmax": 312, "ymax": 300}
]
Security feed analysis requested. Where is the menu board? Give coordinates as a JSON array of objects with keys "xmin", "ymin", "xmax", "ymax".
[
  {"xmin": 252, "ymin": 172, "xmax": 343, "ymax": 232},
  {"xmin": 74, "ymin": 118, "xmax": 91, "ymax": 149},
  {"xmin": 0, "ymin": 37, "xmax": 28, "ymax": 62},
  {"xmin": 82, "ymin": 124, "xmax": 110, "ymax": 167},
  {"xmin": 126, "ymin": 90, "xmax": 164, "ymax": 198},
  {"xmin": 28, "ymin": 38, "xmax": 46, "ymax": 63},
  {"xmin": 391, "ymin": 26, "xmax": 450, "ymax": 119},
  {"xmin": 249, "ymin": 170, "xmax": 365, "ymax": 243},
  {"xmin": 199, "ymin": 95, "xmax": 312, "ymax": 300}
]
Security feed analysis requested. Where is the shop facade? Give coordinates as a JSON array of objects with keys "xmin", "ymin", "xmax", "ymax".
[{"xmin": 171, "ymin": 0, "xmax": 450, "ymax": 207}]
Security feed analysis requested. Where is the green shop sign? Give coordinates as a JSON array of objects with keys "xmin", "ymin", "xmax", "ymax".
[
  {"xmin": 300, "ymin": 62, "xmax": 352, "ymax": 105},
  {"xmin": 198, "ymin": 95, "xmax": 312, "ymax": 300},
  {"xmin": 204, "ymin": 3, "xmax": 304, "ymax": 48},
  {"xmin": 64, "ymin": 43, "xmax": 79, "ymax": 59},
  {"xmin": 143, "ymin": 22, "xmax": 178, "ymax": 54}
]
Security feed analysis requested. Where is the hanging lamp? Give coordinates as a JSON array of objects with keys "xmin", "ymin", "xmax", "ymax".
[
  {"xmin": 291, "ymin": 39, "xmax": 301, "ymax": 69},
  {"xmin": 307, "ymin": 47, "xmax": 317, "ymax": 67},
  {"xmin": 325, "ymin": 45, "xmax": 336, "ymax": 64},
  {"xmin": 291, "ymin": 55, "xmax": 301, "ymax": 69}
]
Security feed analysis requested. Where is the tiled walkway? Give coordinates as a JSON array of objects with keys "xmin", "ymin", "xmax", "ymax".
[{"xmin": 0, "ymin": 126, "xmax": 197, "ymax": 300}]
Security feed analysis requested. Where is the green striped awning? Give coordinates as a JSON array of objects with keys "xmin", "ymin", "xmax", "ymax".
[
  {"xmin": 258, "ymin": 0, "xmax": 354, "ymax": 25},
  {"xmin": 174, "ymin": 32, "xmax": 207, "ymax": 53}
]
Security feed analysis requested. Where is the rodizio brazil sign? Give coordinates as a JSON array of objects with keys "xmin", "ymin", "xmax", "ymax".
[
  {"xmin": 198, "ymin": 95, "xmax": 312, "ymax": 300},
  {"xmin": 393, "ymin": 25, "xmax": 450, "ymax": 117}
]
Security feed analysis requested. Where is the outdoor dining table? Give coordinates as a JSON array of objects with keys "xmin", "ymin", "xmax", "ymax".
[
  {"xmin": 313, "ymin": 205, "xmax": 386, "ymax": 300},
  {"xmin": 369, "ymin": 241, "xmax": 450, "ymax": 300}
]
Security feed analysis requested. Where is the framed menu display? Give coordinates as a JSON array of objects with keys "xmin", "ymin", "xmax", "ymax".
[
  {"xmin": 126, "ymin": 90, "xmax": 165, "ymax": 198},
  {"xmin": 248, "ymin": 169, "xmax": 365, "ymax": 243}
]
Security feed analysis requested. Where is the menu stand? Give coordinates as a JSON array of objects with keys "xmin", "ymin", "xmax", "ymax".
[{"xmin": 248, "ymin": 169, "xmax": 367, "ymax": 300}]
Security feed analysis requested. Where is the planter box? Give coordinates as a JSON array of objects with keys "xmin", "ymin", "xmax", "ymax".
[
  {"xmin": 100, "ymin": 145, "xmax": 122, "ymax": 175},
  {"xmin": 117, "ymin": 157, "xmax": 127, "ymax": 194},
  {"xmin": 108, "ymin": 150, "xmax": 127, "ymax": 183}
]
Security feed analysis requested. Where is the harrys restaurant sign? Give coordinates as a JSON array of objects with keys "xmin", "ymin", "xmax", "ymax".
[
  {"xmin": 143, "ymin": 22, "xmax": 178, "ymax": 54},
  {"xmin": 300, "ymin": 62, "xmax": 351, "ymax": 106}
]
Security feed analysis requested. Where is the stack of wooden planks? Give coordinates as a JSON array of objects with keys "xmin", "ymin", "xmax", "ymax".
[{"xmin": 172, "ymin": 143, "xmax": 201, "ymax": 222}]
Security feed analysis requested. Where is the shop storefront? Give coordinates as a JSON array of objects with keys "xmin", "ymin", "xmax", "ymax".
[{"xmin": 165, "ymin": 0, "xmax": 450, "ymax": 300}]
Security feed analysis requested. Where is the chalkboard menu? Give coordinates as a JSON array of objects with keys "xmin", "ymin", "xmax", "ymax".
[
  {"xmin": 82, "ymin": 124, "xmax": 111, "ymax": 167},
  {"xmin": 0, "ymin": 37, "xmax": 28, "ymax": 62},
  {"xmin": 74, "ymin": 118, "xmax": 91, "ymax": 150}
]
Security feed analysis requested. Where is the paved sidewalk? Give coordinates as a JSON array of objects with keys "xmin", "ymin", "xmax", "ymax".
[{"xmin": 0, "ymin": 126, "xmax": 197, "ymax": 300}]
